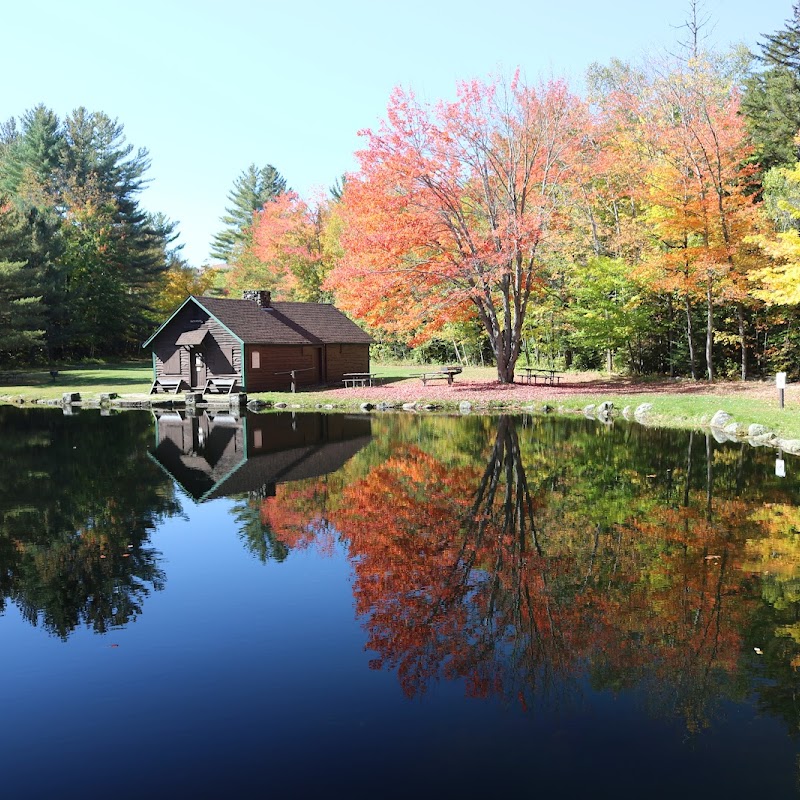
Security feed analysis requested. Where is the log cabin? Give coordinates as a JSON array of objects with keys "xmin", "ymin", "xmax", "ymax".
[{"xmin": 143, "ymin": 290, "xmax": 372, "ymax": 392}]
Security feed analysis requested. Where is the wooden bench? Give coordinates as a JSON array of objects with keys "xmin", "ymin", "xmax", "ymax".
[
  {"xmin": 419, "ymin": 366, "xmax": 462, "ymax": 386},
  {"xmin": 150, "ymin": 377, "xmax": 190, "ymax": 395},
  {"xmin": 342, "ymin": 372, "xmax": 377, "ymax": 388},
  {"xmin": 420, "ymin": 372, "xmax": 452, "ymax": 386},
  {"xmin": 520, "ymin": 367, "xmax": 563, "ymax": 386},
  {"xmin": 203, "ymin": 375, "xmax": 241, "ymax": 395}
]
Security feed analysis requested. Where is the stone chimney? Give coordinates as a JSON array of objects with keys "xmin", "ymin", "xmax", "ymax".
[{"xmin": 243, "ymin": 289, "xmax": 271, "ymax": 309}]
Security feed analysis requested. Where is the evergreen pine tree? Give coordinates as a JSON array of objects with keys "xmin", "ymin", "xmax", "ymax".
[
  {"xmin": 0, "ymin": 259, "xmax": 44, "ymax": 359},
  {"xmin": 209, "ymin": 164, "xmax": 286, "ymax": 261},
  {"xmin": 0, "ymin": 207, "xmax": 45, "ymax": 361},
  {"xmin": 742, "ymin": 3, "xmax": 800, "ymax": 171},
  {"xmin": 0, "ymin": 105, "xmax": 175, "ymax": 359},
  {"xmin": 0, "ymin": 105, "xmax": 64, "ymax": 199}
]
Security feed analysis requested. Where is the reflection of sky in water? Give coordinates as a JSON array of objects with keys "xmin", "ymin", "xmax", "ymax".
[{"xmin": 0, "ymin": 408, "xmax": 799, "ymax": 797}]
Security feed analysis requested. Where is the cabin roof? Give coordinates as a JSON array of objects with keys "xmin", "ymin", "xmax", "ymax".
[
  {"xmin": 175, "ymin": 328, "xmax": 210, "ymax": 346},
  {"xmin": 143, "ymin": 295, "xmax": 373, "ymax": 348}
]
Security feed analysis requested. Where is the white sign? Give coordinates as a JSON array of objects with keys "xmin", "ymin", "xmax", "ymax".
[
  {"xmin": 776, "ymin": 458, "xmax": 786, "ymax": 478},
  {"xmin": 777, "ymin": 372, "xmax": 787, "ymax": 389}
]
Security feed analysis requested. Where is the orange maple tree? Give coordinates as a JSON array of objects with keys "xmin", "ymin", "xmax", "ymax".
[
  {"xmin": 226, "ymin": 191, "xmax": 327, "ymax": 301},
  {"xmin": 327, "ymin": 75, "xmax": 587, "ymax": 382}
]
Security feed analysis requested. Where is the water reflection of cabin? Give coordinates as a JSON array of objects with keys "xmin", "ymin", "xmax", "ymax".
[
  {"xmin": 151, "ymin": 410, "xmax": 372, "ymax": 502},
  {"xmin": 142, "ymin": 290, "xmax": 373, "ymax": 392}
]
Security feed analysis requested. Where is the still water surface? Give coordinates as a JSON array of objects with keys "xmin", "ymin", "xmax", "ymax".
[{"xmin": 1, "ymin": 406, "xmax": 799, "ymax": 798}]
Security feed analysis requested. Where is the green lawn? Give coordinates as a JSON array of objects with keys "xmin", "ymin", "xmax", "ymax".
[
  {"xmin": 0, "ymin": 362, "xmax": 154, "ymax": 400},
  {"xmin": 555, "ymin": 392, "xmax": 800, "ymax": 439}
]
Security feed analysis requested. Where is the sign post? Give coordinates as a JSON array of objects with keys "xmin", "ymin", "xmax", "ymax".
[{"xmin": 777, "ymin": 372, "xmax": 787, "ymax": 410}]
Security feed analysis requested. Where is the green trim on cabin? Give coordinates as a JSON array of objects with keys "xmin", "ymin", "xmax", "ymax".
[
  {"xmin": 190, "ymin": 297, "xmax": 245, "ymax": 346},
  {"xmin": 142, "ymin": 296, "xmax": 195, "ymax": 348},
  {"xmin": 141, "ymin": 295, "xmax": 246, "ymax": 350},
  {"xmin": 240, "ymin": 343, "xmax": 247, "ymax": 389},
  {"xmin": 147, "ymin": 413, "xmax": 249, "ymax": 503},
  {"xmin": 197, "ymin": 447, "xmax": 250, "ymax": 503}
]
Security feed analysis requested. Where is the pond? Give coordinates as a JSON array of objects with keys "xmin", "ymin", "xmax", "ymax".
[{"xmin": 1, "ymin": 406, "xmax": 799, "ymax": 798}]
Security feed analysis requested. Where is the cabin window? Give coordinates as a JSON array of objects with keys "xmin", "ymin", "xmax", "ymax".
[
  {"xmin": 251, "ymin": 350, "xmax": 261, "ymax": 369},
  {"xmin": 253, "ymin": 429, "xmax": 263, "ymax": 449}
]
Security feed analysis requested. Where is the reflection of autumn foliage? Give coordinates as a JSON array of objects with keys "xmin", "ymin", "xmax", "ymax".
[
  {"xmin": 321, "ymin": 417, "xmax": 798, "ymax": 733},
  {"xmin": 741, "ymin": 504, "xmax": 800, "ymax": 666},
  {"xmin": 329, "ymin": 417, "xmax": 584, "ymax": 702},
  {"xmin": 332, "ymin": 445, "xmax": 482, "ymax": 695},
  {"xmin": 587, "ymin": 499, "xmax": 756, "ymax": 732},
  {"xmin": 260, "ymin": 480, "xmax": 338, "ymax": 556},
  {"xmin": 241, "ymin": 413, "xmax": 800, "ymax": 734}
]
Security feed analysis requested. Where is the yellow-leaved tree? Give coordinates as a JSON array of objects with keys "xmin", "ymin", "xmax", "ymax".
[{"xmin": 750, "ymin": 155, "xmax": 800, "ymax": 305}]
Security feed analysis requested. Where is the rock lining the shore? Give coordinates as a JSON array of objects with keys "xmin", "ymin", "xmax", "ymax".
[
  {"xmin": 5, "ymin": 387, "xmax": 798, "ymax": 458},
  {"xmin": 708, "ymin": 408, "xmax": 799, "ymax": 454}
]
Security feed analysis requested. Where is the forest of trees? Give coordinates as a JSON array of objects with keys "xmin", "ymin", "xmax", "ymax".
[
  {"xmin": 3, "ymin": 6, "xmax": 800, "ymax": 381},
  {"xmin": 0, "ymin": 106, "xmax": 191, "ymax": 361},
  {"xmin": 206, "ymin": 5, "xmax": 800, "ymax": 382}
]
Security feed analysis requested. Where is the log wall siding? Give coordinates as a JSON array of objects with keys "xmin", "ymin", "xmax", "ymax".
[
  {"xmin": 152, "ymin": 303, "xmax": 242, "ymax": 388},
  {"xmin": 245, "ymin": 344, "xmax": 320, "ymax": 391},
  {"xmin": 325, "ymin": 344, "xmax": 370, "ymax": 382}
]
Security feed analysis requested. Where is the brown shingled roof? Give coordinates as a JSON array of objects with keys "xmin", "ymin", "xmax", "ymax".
[{"xmin": 195, "ymin": 296, "xmax": 372, "ymax": 345}]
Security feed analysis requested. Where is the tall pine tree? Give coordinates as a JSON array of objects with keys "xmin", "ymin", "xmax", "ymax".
[
  {"xmin": 210, "ymin": 163, "xmax": 286, "ymax": 261},
  {"xmin": 742, "ymin": 3, "xmax": 800, "ymax": 171},
  {"xmin": 0, "ymin": 105, "xmax": 175, "ymax": 359},
  {"xmin": 0, "ymin": 207, "xmax": 45, "ymax": 362}
]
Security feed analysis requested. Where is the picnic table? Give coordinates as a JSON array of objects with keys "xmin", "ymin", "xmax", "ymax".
[
  {"xmin": 419, "ymin": 365, "xmax": 462, "ymax": 386},
  {"xmin": 520, "ymin": 367, "xmax": 563, "ymax": 385},
  {"xmin": 150, "ymin": 376, "xmax": 190, "ymax": 395},
  {"xmin": 202, "ymin": 375, "xmax": 241, "ymax": 395},
  {"xmin": 342, "ymin": 372, "xmax": 377, "ymax": 388}
]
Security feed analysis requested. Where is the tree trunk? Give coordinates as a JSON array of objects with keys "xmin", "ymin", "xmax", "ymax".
[
  {"xmin": 492, "ymin": 323, "xmax": 520, "ymax": 384},
  {"xmin": 667, "ymin": 295, "xmax": 674, "ymax": 378},
  {"xmin": 452, "ymin": 340, "xmax": 463, "ymax": 366},
  {"xmin": 737, "ymin": 303, "xmax": 747, "ymax": 381},
  {"xmin": 706, "ymin": 278, "xmax": 714, "ymax": 382},
  {"xmin": 685, "ymin": 296, "xmax": 697, "ymax": 379}
]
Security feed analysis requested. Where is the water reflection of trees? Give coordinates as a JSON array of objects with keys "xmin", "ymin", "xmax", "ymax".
[
  {"xmin": 264, "ymin": 413, "xmax": 800, "ymax": 733},
  {"xmin": 0, "ymin": 408, "xmax": 178, "ymax": 639}
]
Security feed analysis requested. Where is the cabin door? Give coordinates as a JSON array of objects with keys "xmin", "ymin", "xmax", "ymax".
[
  {"xmin": 316, "ymin": 347, "xmax": 324, "ymax": 384},
  {"xmin": 190, "ymin": 348, "xmax": 207, "ymax": 388}
]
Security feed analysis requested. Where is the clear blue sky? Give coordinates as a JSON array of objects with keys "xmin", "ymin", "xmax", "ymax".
[{"xmin": 3, "ymin": 0, "xmax": 792, "ymax": 267}]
